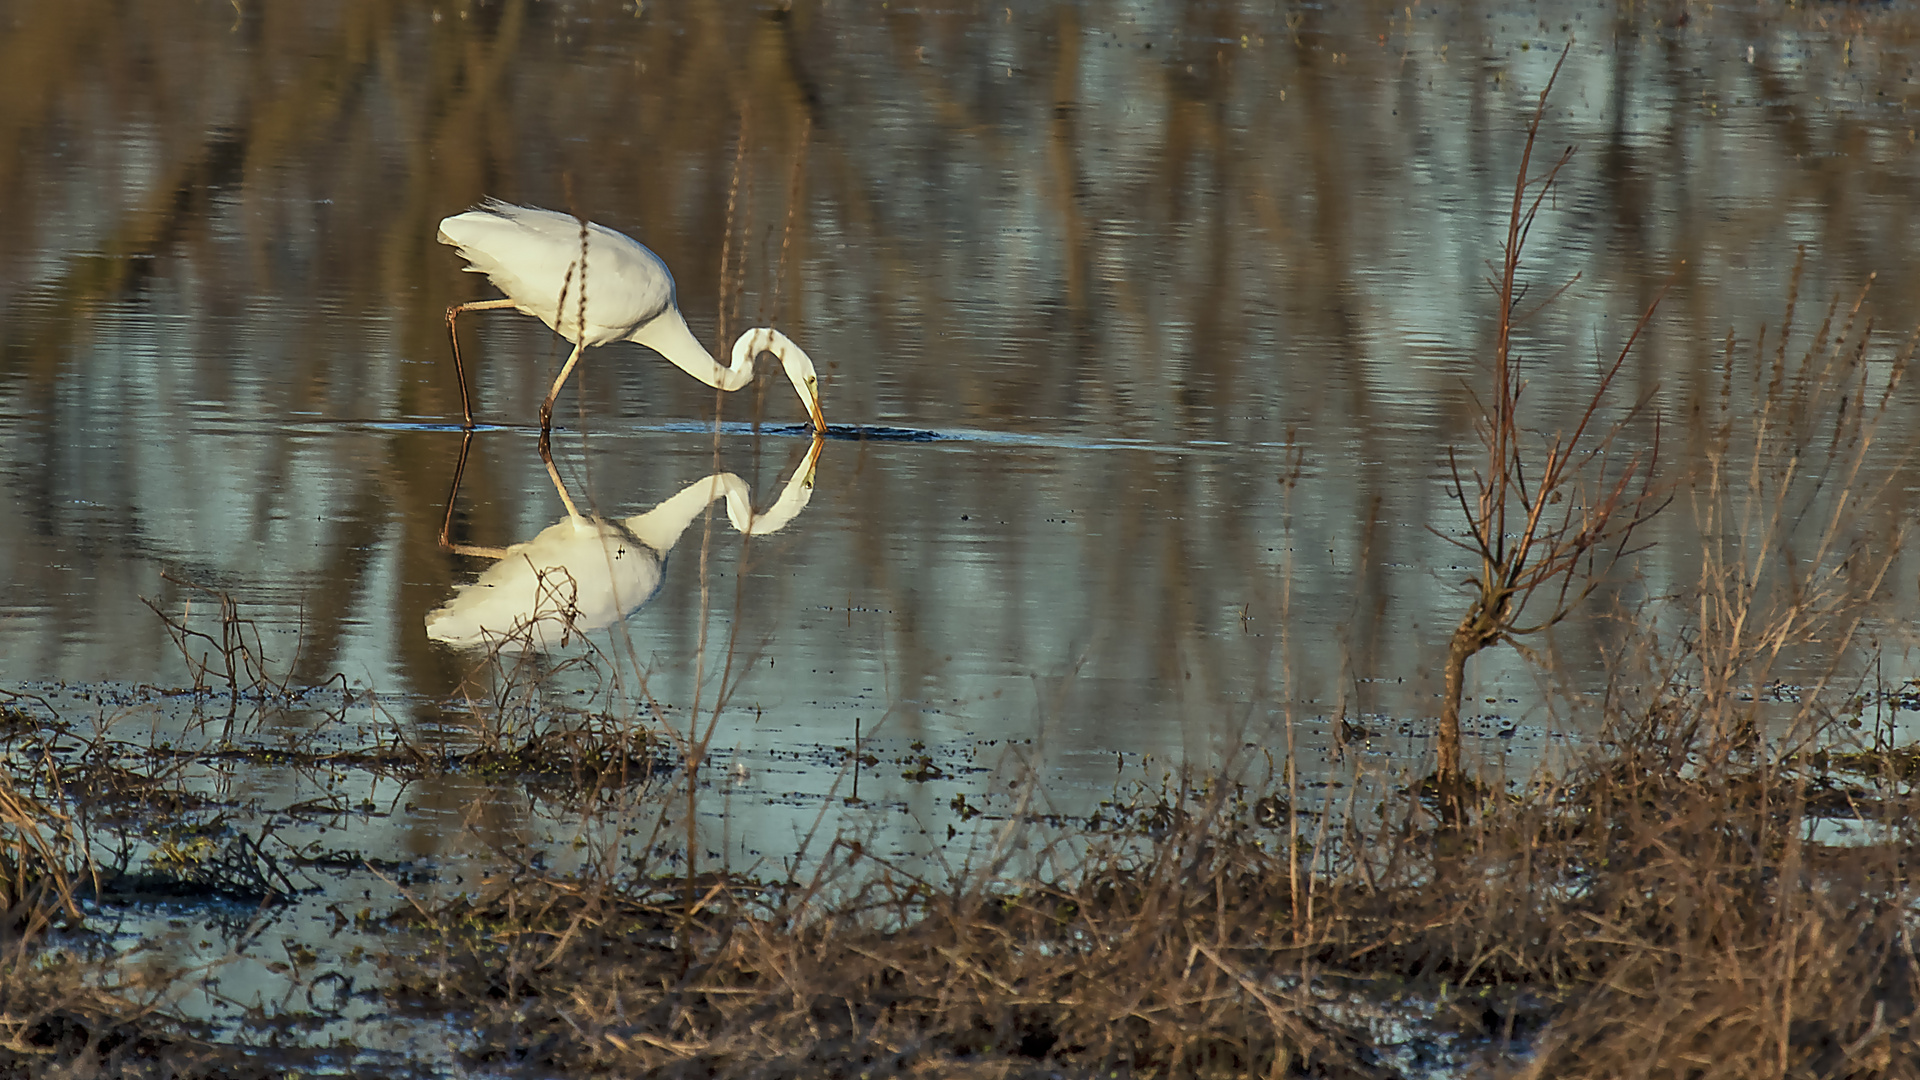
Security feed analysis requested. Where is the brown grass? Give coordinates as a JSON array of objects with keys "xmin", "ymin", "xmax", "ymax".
[
  {"xmin": 369, "ymin": 694, "xmax": 1920, "ymax": 1078},
  {"xmin": 362, "ymin": 222, "xmax": 1920, "ymax": 1076},
  {"xmin": 10, "ymin": 64, "xmax": 1920, "ymax": 1080}
]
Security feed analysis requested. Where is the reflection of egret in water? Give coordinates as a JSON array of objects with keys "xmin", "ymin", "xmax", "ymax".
[
  {"xmin": 438, "ymin": 199, "xmax": 827, "ymax": 434},
  {"xmin": 427, "ymin": 434, "xmax": 823, "ymax": 650}
]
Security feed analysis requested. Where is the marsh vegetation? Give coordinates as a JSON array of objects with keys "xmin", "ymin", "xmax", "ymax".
[{"xmin": 9, "ymin": 1, "xmax": 1920, "ymax": 1077}]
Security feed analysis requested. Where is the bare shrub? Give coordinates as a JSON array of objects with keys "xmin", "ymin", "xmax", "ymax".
[{"xmin": 1436, "ymin": 47, "xmax": 1669, "ymax": 805}]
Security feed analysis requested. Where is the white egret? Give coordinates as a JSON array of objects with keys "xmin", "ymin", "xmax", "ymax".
[
  {"xmin": 427, "ymin": 434, "xmax": 823, "ymax": 650},
  {"xmin": 438, "ymin": 198, "xmax": 827, "ymax": 434}
]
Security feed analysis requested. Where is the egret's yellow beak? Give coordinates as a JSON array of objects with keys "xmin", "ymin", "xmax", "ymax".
[{"xmin": 807, "ymin": 386, "xmax": 827, "ymax": 434}]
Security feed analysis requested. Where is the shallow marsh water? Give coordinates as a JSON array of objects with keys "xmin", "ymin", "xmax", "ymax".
[{"xmin": 7, "ymin": 0, "xmax": 1920, "ymax": 1067}]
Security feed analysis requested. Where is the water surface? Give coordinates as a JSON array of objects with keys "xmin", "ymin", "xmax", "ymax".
[{"xmin": 7, "ymin": 0, "xmax": 1920, "ymax": 1063}]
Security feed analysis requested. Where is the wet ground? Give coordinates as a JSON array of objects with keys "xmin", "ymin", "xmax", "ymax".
[{"xmin": 8, "ymin": 0, "xmax": 1920, "ymax": 1070}]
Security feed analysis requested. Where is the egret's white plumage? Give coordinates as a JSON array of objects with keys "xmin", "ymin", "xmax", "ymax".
[
  {"xmin": 437, "ymin": 199, "xmax": 826, "ymax": 433},
  {"xmin": 427, "ymin": 435, "xmax": 823, "ymax": 650},
  {"xmin": 439, "ymin": 199, "xmax": 678, "ymax": 346},
  {"xmin": 425, "ymin": 514, "xmax": 665, "ymax": 651}
]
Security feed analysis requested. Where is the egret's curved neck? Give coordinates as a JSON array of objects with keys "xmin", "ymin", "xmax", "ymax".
[
  {"xmin": 631, "ymin": 308, "xmax": 731, "ymax": 387},
  {"xmin": 623, "ymin": 475, "xmax": 737, "ymax": 553},
  {"xmin": 630, "ymin": 310, "xmax": 767, "ymax": 391},
  {"xmin": 713, "ymin": 328, "xmax": 817, "ymax": 397},
  {"xmin": 731, "ymin": 328, "xmax": 824, "ymax": 429},
  {"xmin": 622, "ymin": 436, "xmax": 823, "ymax": 551},
  {"xmin": 630, "ymin": 315, "xmax": 823, "ymax": 429}
]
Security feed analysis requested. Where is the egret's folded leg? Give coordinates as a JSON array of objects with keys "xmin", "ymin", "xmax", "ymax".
[
  {"xmin": 445, "ymin": 541, "xmax": 511, "ymax": 559},
  {"xmin": 438, "ymin": 431, "xmax": 474, "ymax": 550},
  {"xmin": 540, "ymin": 338, "xmax": 588, "ymax": 433},
  {"xmin": 445, "ymin": 298, "xmax": 518, "ymax": 428}
]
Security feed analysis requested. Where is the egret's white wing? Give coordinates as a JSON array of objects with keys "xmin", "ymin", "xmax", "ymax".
[
  {"xmin": 425, "ymin": 516, "xmax": 666, "ymax": 649},
  {"xmin": 437, "ymin": 200, "xmax": 677, "ymax": 344}
]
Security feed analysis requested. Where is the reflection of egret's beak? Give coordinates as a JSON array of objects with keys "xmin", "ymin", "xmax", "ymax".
[{"xmin": 803, "ymin": 432, "xmax": 824, "ymax": 483}]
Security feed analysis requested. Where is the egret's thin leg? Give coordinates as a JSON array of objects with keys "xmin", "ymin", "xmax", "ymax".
[
  {"xmin": 437, "ymin": 431, "xmax": 474, "ymax": 550},
  {"xmin": 445, "ymin": 298, "xmax": 518, "ymax": 428},
  {"xmin": 539, "ymin": 338, "xmax": 588, "ymax": 433},
  {"xmin": 437, "ymin": 430, "xmax": 510, "ymax": 559},
  {"xmin": 537, "ymin": 436, "xmax": 586, "ymax": 526}
]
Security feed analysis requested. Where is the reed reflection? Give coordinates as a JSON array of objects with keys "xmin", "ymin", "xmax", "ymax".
[{"xmin": 427, "ymin": 433, "xmax": 823, "ymax": 650}]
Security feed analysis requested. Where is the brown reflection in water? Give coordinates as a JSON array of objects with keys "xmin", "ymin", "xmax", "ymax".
[{"xmin": 3, "ymin": 1, "xmax": 1920, "ymax": 732}]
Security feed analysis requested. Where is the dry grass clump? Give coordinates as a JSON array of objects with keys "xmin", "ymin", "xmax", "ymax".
[
  {"xmin": 1390, "ymin": 707, "xmax": 1920, "ymax": 1079},
  {"xmin": 376, "ymin": 691, "xmax": 1920, "ymax": 1079},
  {"xmin": 0, "ymin": 968, "xmax": 253, "ymax": 1080},
  {"xmin": 379, "ymin": 282, "xmax": 1920, "ymax": 1072},
  {"xmin": 437, "ymin": 726, "xmax": 673, "ymax": 799},
  {"xmin": 0, "ymin": 777, "xmax": 77, "ymax": 946},
  {"xmin": 0, "ymin": 762, "xmax": 175, "ymax": 1079},
  {"xmin": 383, "ymin": 794, "xmax": 1391, "ymax": 1079}
]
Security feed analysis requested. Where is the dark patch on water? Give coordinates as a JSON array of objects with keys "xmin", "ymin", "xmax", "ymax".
[{"xmin": 824, "ymin": 423, "xmax": 948, "ymax": 442}]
